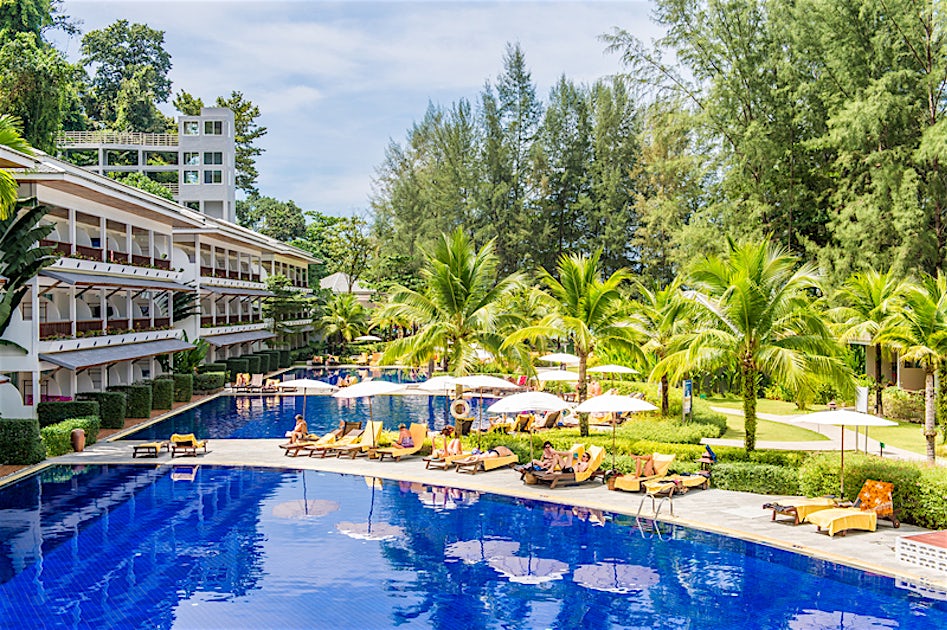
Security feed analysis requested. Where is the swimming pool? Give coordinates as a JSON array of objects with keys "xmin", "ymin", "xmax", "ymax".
[
  {"xmin": 0, "ymin": 465, "xmax": 943, "ymax": 629},
  {"xmin": 121, "ymin": 393, "xmax": 495, "ymax": 440}
]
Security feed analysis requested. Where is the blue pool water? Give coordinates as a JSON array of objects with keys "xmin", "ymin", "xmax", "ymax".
[
  {"xmin": 122, "ymin": 393, "xmax": 495, "ymax": 440},
  {"xmin": 0, "ymin": 465, "xmax": 945, "ymax": 629}
]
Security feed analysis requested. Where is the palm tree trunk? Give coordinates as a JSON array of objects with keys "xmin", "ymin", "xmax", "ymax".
[
  {"xmin": 742, "ymin": 361, "xmax": 757, "ymax": 452},
  {"xmin": 874, "ymin": 343, "xmax": 883, "ymax": 415},
  {"xmin": 661, "ymin": 373, "xmax": 670, "ymax": 416},
  {"xmin": 925, "ymin": 369, "xmax": 937, "ymax": 463},
  {"xmin": 578, "ymin": 354, "xmax": 589, "ymax": 437}
]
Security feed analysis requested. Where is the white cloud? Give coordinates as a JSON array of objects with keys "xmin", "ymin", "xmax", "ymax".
[{"xmin": 59, "ymin": 1, "xmax": 660, "ymax": 216}]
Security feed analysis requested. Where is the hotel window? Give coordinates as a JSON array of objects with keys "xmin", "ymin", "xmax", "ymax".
[
  {"xmin": 183, "ymin": 121, "xmax": 200, "ymax": 135},
  {"xmin": 204, "ymin": 120, "xmax": 223, "ymax": 135},
  {"xmin": 183, "ymin": 170, "xmax": 199, "ymax": 185},
  {"xmin": 184, "ymin": 201, "xmax": 200, "ymax": 210},
  {"xmin": 204, "ymin": 170, "xmax": 222, "ymax": 184},
  {"xmin": 204, "ymin": 152, "xmax": 223, "ymax": 165},
  {"xmin": 184, "ymin": 152, "xmax": 200, "ymax": 166}
]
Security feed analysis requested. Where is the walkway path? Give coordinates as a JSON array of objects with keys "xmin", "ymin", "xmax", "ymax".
[
  {"xmin": 6, "ymin": 437, "xmax": 941, "ymax": 592},
  {"xmin": 705, "ymin": 406, "xmax": 926, "ymax": 462}
]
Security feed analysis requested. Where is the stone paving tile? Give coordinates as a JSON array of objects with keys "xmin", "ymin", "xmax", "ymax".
[{"xmin": 20, "ymin": 437, "xmax": 944, "ymax": 592}]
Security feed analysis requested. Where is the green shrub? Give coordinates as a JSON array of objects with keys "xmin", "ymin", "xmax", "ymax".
[
  {"xmin": 225, "ymin": 358, "xmax": 249, "ymax": 377},
  {"xmin": 194, "ymin": 372, "xmax": 226, "ymax": 392},
  {"xmin": 256, "ymin": 353, "xmax": 273, "ymax": 373},
  {"xmin": 617, "ymin": 419, "xmax": 717, "ymax": 445},
  {"xmin": 243, "ymin": 355, "xmax": 261, "ymax": 374},
  {"xmin": 107, "ymin": 384, "xmax": 152, "ymax": 418},
  {"xmin": 0, "ymin": 418, "xmax": 45, "ymax": 464},
  {"xmin": 199, "ymin": 362, "xmax": 228, "ymax": 374},
  {"xmin": 151, "ymin": 378, "xmax": 174, "ymax": 410},
  {"xmin": 278, "ymin": 349, "xmax": 291, "ymax": 368},
  {"xmin": 37, "ymin": 401, "xmax": 100, "ymax": 428},
  {"xmin": 76, "ymin": 392, "xmax": 126, "ymax": 429},
  {"xmin": 799, "ymin": 451, "xmax": 924, "ymax": 505},
  {"xmin": 912, "ymin": 467, "xmax": 947, "ymax": 529},
  {"xmin": 712, "ymin": 462, "xmax": 800, "ymax": 495},
  {"xmin": 173, "ymin": 373, "xmax": 193, "ymax": 402},
  {"xmin": 40, "ymin": 417, "xmax": 100, "ymax": 457},
  {"xmin": 883, "ymin": 386, "xmax": 924, "ymax": 422},
  {"xmin": 596, "ymin": 380, "xmax": 727, "ymax": 436},
  {"xmin": 262, "ymin": 349, "xmax": 280, "ymax": 368}
]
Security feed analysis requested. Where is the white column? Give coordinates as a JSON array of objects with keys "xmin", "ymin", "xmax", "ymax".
[
  {"xmin": 69, "ymin": 285, "xmax": 76, "ymax": 338},
  {"xmin": 68, "ymin": 208, "xmax": 76, "ymax": 254},
  {"xmin": 99, "ymin": 217, "xmax": 106, "ymax": 260}
]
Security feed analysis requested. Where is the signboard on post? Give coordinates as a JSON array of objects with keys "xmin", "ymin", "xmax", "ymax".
[
  {"xmin": 855, "ymin": 386, "xmax": 869, "ymax": 414},
  {"xmin": 683, "ymin": 379, "xmax": 693, "ymax": 420}
]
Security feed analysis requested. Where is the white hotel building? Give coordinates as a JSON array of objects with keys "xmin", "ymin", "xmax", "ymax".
[{"xmin": 0, "ymin": 144, "xmax": 316, "ymax": 419}]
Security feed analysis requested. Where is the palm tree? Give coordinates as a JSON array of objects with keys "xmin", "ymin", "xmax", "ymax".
[
  {"xmin": 661, "ymin": 239, "xmax": 851, "ymax": 451},
  {"xmin": 830, "ymin": 269, "xmax": 908, "ymax": 416},
  {"xmin": 0, "ymin": 115, "xmax": 32, "ymax": 221},
  {"xmin": 503, "ymin": 250, "xmax": 641, "ymax": 436},
  {"xmin": 629, "ymin": 276, "xmax": 692, "ymax": 416},
  {"xmin": 877, "ymin": 273, "xmax": 947, "ymax": 463},
  {"xmin": 377, "ymin": 228, "xmax": 524, "ymax": 375},
  {"xmin": 320, "ymin": 293, "xmax": 367, "ymax": 354}
]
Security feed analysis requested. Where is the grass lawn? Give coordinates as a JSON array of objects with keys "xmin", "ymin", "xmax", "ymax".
[
  {"xmin": 720, "ymin": 414, "xmax": 829, "ymax": 443},
  {"xmin": 705, "ymin": 396, "xmax": 830, "ymax": 416},
  {"xmin": 864, "ymin": 420, "xmax": 947, "ymax": 457}
]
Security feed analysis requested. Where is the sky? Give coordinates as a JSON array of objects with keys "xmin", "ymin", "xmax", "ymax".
[{"xmin": 58, "ymin": 1, "xmax": 661, "ymax": 217}]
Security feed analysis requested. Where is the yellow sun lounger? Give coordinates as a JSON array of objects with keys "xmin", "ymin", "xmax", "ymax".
[
  {"xmin": 374, "ymin": 423, "xmax": 428, "ymax": 462},
  {"xmin": 530, "ymin": 444, "xmax": 605, "ymax": 489},
  {"xmin": 642, "ymin": 473, "xmax": 709, "ymax": 495},
  {"xmin": 304, "ymin": 429, "xmax": 363, "ymax": 457},
  {"xmin": 762, "ymin": 497, "xmax": 837, "ymax": 525},
  {"xmin": 454, "ymin": 446, "xmax": 518, "ymax": 474},
  {"xmin": 424, "ymin": 450, "xmax": 474, "ymax": 470},
  {"xmin": 613, "ymin": 453, "xmax": 676, "ymax": 492},
  {"xmin": 280, "ymin": 430, "xmax": 338, "ymax": 457},
  {"xmin": 805, "ymin": 508, "xmax": 878, "ymax": 537},
  {"xmin": 328, "ymin": 421, "xmax": 384, "ymax": 459},
  {"xmin": 170, "ymin": 433, "xmax": 207, "ymax": 457}
]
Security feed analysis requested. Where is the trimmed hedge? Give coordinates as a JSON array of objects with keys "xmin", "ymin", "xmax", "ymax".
[
  {"xmin": 263, "ymin": 350, "xmax": 281, "ymax": 371},
  {"xmin": 618, "ymin": 419, "xmax": 717, "ymax": 445},
  {"xmin": 40, "ymin": 417, "xmax": 100, "ymax": 457},
  {"xmin": 711, "ymin": 462, "xmax": 801, "ymax": 495},
  {"xmin": 76, "ymin": 392, "xmax": 127, "ymax": 429},
  {"xmin": 199, "ymin": 362, "xmax": 229, "ymax": 375},
  {"xmin": 172, "ymin": 373, "xmax": 193, "ymax": 402},
  {"xmin": 37, "ymin": 400, "xmax": 100, "ymax": 428},
  {"xmin": 278, "ymin": 349, "xmax": 291, "ymax": 368},
  {"xmin": 0, "ymin": 418, "xmax": 46, "ymax": 464},
  {"xmin": 225, "ymin": 358, "xmax": 249, "ymax": 377},
  {"xmin": 107, "ymin": 384, "xmax": 152, "ymax": 418},
  {"xmin": 254, "ymin": 353, "xmax": 272, "ymax": 373},
  {"xmin": 243, "ymin": 355, "xmax": 261, "ymax": 374},
  {"xmin": 882, "ymin": 387, "xmax": 924, "ymax": 422},
  {"xmin": 600, "ymin": 380, "xmax": 728, "ymax": 437},
  {"xmin": 151, "ymin": 378, "xmax": 174, "ymax": 410},
  {"xmin": 194, "ymin": 372, "xmax": 226, "ymax": 393}
]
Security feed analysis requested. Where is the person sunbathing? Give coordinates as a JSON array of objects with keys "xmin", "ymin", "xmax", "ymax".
[
  {"xmin": 393, "ymin": 424, "xmax": 414, "ymax": 448},
  {"xmin": 457, "ymin": 445, "xmax": 514, "ymax": 463},
  {"xmin": 431, "ymin": 426, "xmax": 462, "ymax": 459},
  {"xmin": 286, "ymin": 414, "xmax": 308, "ymax": 444},
  {"xmin": 575, "ymin": 451, "xmax": 591, "ymax": 473},
  {"xmin": 530, "ymin": 441, "xmax": 572, "ymax": 472}
]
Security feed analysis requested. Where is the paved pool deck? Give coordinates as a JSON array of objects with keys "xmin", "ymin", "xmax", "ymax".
[{"xmin": 7, "ymin": 435, "xmax": 942, "ymax": 596}]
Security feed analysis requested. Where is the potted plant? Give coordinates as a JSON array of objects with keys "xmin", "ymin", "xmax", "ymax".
[{"xmin": 604, "ymin": 469, "xmax": 623, "ymax": 491}]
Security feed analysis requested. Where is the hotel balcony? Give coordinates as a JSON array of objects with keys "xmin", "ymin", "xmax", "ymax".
[
  {"xmin": 40, "ymin": 317, "xmax": 172, "ymax": 341},
  {"xmin": 200, "ymin": 315, "xmax": 263, "ymax": 328},
  {"xmin": 41, "ymin": 239, "xmax": 173, "ymax": 272}
]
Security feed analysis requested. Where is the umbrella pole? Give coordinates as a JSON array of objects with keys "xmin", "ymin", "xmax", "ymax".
[
  {"xmin": 369, "ymin": 398, "xmax": 376, "ymax": 448},
  {"xmin": 612, "ymin": 413, "xmax": 617, "ymax": 472},
  {"xmin": 840, "ymin": 426, "xmax": 845, "ymax": 497}
]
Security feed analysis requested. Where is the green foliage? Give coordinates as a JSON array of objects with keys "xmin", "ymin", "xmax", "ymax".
[
  {"xmin": 80, "ymin": 19, "xmax": 172, "ymax": 126},
  {"xmin": 0, "ymin": 198, "xmax": 58, "ymax": 340},
  {"xmin": 151, "ymin": 377, "xmax": 174, "ymax": 410},
  {"xmin": 40, "ymin": 416, "xmax": 99, "ymax": 457},
  {"xmin": 321, "ymin": 293, "xmax": 368, "ymax": 355},
  {"xmin": 107, "ymin": 171, "xmax": 173, "ymax": 200},
  {"xmin": 236, "ymin": 195, "xmax": 305, "ymax": 242},
  {"xmin": 172, "ymin": 291, "xmax": 199, "ymax": 322},
  {"xmin": 0, "ymin": 418, "xmax": 45, "ymax": 465},
  {"xmin": 199, "ymin": 362, "xmax": 229, "ymax": 374},
  {"xmin": 599, "ymin": 380, "xmax": 728, "ymax": 437},
  {"xmin": 225, "ymin": 358, "xmax": 249, "ymax": 377},
  {"xmin": 215, "ymin": 91, "xmax": 266, "ymax": 195},
  {"xmin": 882, "ymin": 387, "xmax": 924, "ymax": 422},
  {"xmin": 250, "ymin": 353, "xmax": 271, "ymax": 374},
  {"xmin": 172, "ymin": 89, "xmax": 203, "ymax": 115},
  {"xmin": 278, "ymin": 349, "xmax": 291, "ymax": 369},
  {"xmin": 711, "ymin": 463, "xmax": 800, "ymax": 495},
  {"xmin": 106, "ymin": 384, "xmax": 151, "ymax": 418},
  {"xmin": 36, "ymin": 400, "xmax": 99, "ymax": 428},
  {"xmin": 194, "ymin": 372, "xmax": 226, "ymax": 392},
  {"xmin": 616, "ymin": 419, "xmax": 717, "ymax": 445},
  {"xmin": 243, "ymin": 355, "xmax": 261, "ymax": 374},
  {"xmin": 172, "ymin": 338, "xmax": 209, "ymax": 374},
  {"xmin": 172, "ymin": 373, "xmax": 193, "ymax": 402},
  {"xmin": 0, "ymin": 31, "xmax": 74, "ymax": 153},
  {"xmin": 76, "ymin": 391, "xmax": 126, "ymax": 429}
]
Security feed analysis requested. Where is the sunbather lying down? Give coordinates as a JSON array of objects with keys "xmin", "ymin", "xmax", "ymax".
[{"xmin": 455, "ymin": 445, "xmax": 515, "ymax": 463}]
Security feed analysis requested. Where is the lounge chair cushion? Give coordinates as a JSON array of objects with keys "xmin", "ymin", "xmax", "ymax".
[
  {"xmin": 613, "ymin": 453, "xmax": 676, "ymax": 492},
  {"xmin": 805, "ymin": 508, "xmax": 877, "ymax": 537},
  {"xmin": 375, "ymin": 423, "xmax": 428, "ymax": 461}
]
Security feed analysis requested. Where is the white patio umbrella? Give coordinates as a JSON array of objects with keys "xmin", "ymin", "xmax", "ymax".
[
  {"xmin": 487, "ymin": 391, "xmax": 572, "ymax": 460},
  {"xmin": 587, "ymin": 364, "xmax": 639, "ymax": 375},
  {"xmin": 794, "ymin": 409, "xmax": 897, "ymax": 495},
  {"xmin": 354, "ymin": 334, "xmax": 383, "ymax": 342},
  {"xmin": 333, "ymin": 380, "xmax": 405, "ymax": 447},
  {"xmin": 538, "ymin": 352, "xmax": 580, "ymax": 365},
  {"xmin": 277, "ymin": 378, "xmax": 337, "ymax": 419},
  {"xmin": 445, "ymin": 539, "xmax": 520, "ymax": 564},
  {"xmin": 576, "ymin": 394, "xmax": 658, "ymax": 471},
  {"xmin": 415, "ymin": 375, "xmax": 457, "ymax": 393},
  {"xmin": 272, "ymin": 499, "xmax": 339, "ymax": 520},
  {"xmin": 453, "ymin": 375, "xmax": 522, "ymax": 434},
  {"xmin": 535, "ymin": 370, "xmax": 579, "ymax": 382},
  {"xmin": 487, "ymin": 554, "xmax": 569, "ymax": 585}
]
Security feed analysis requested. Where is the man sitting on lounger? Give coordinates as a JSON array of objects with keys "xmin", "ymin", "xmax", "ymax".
[
  {"xmin": 530, "ymin": 441, "xmax": 573, "ymax": 472},
  {"xmin": 287, "ymin": 414, "xmax": 308, "ymax": 444}
]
